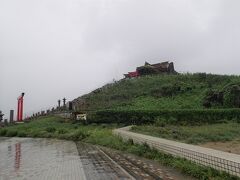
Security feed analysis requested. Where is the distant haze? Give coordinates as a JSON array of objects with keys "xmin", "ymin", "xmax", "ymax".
[{"xmin": 1, "ymin": 0, "xmax": 240, "ymax": 119}]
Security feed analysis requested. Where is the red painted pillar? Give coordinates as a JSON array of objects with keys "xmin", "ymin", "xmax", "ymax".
[
  {"xmin": 20, "ymin": 97, "xmax": 23, "ymax": 121},
  {"xmin": 17, "ymin": 93, "xmax": 25, "ymax": 122}
]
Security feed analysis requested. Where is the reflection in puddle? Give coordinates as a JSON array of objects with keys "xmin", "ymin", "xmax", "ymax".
[
  {"xmin": 14, "ymin": 142, "xmax": 21, "ymax": 171},
  {"xmin": 0, "ymin": 138, "xmax": 86, "ymax": 180}
]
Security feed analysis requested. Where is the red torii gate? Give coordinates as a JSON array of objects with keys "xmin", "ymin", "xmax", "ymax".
[{"xmin": 17, "ymin": 93, "xmax": 25, "ymax": 122}]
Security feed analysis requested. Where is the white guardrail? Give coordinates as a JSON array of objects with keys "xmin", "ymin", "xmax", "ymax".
[{"xmin": 113, "ymin": 126, "xmax": 240, "ymax": 177}]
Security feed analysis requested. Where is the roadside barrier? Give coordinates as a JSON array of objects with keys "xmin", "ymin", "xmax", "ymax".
[{"xmin": 113, "ymin": 126, "xmax": 240, "ymax": 177}]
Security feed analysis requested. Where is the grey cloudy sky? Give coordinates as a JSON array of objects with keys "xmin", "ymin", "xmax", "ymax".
[{"xmin": 1, "ymin": 0, "xmax": 240, "ymax": 119}]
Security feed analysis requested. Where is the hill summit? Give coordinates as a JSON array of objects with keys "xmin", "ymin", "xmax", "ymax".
[
  {"xmin": 124, "ymin": 61, "xmax": 177, "ymax": 78},
  {"xmin": 72, "ymin": 64, "xmax": 240, "ymax": 113}
]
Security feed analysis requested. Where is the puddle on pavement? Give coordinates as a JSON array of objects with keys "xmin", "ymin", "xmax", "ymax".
[{"xmin": 0, "ymin": 138, "xmax": 86, "ymax": 180}]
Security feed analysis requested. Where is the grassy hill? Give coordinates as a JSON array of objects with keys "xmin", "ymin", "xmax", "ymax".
[{"xmin": 73, "ymin": 73, "xmax": 240, "ymax": 112}]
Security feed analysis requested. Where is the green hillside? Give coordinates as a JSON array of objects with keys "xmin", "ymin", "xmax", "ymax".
[{"xmin": 73, "ymin": 73, "xmax": 240, "ymax": 112}]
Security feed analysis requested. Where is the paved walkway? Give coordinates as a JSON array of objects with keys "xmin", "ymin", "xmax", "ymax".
[
  {"xmin": 113, "ymin": 126, "xmax": 240, "ymax": 177},
  {"xmin": 0, "ymin": 137, "xmax": 193, "ymax": 180}
]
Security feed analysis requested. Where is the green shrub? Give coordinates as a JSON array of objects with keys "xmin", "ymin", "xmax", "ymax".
[
  {"xmin": 67, "ymin": 130, "xmax": 89, "ymax": 141},
  {"xmin": 58, "ymin": 128, "xmax": 68, "ymax": 134},
  {"xmin": 6, "ymin": 130, "xmax": 18, "ymax": 137},
  {"xmin": 45, "ymin": 127, "xmax": 56, "ymax": 133},
  {"xmin": 89, "ymin": 109, "xmax": 240, "ymax": 125},
  {"xmin": 155, "ymin": 117, "xmax": 167, "ymax": 127},
  {"xmin": 100, "ymin": 124, "xmax": 108, "ymax": 128},
  {"xmin": 127, "ymin": 138, "xmax": 134, "ymax": 145},
  {"xmin": 0, "ymin": 129, "xmax": 7, "ymax": 136},
  {"xmin": 18, "ymin": 131, "xmax": 27, "ymax": 137},
  {"xmin": 30, "ymin": 130, "xmax": 49, "ymax": 138}
]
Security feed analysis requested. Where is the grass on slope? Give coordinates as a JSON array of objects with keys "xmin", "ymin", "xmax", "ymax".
[
  {"xmin": 0, "ymin": 116, "xmax": 115, "ymax": 141},
  {"xmin": 76, "ymin": 73, "xmax": 240, "ymax": 111},
  {"xmin": 131, "ymin": 122, "xmax": 240, "ymax": 144}
]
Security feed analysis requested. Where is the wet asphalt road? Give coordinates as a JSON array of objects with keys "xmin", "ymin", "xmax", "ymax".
[{"xmin": 0, "ymin": 138, "xmax": 193, "ymax": 180}]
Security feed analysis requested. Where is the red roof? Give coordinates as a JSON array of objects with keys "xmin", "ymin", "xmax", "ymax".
[{"xmin": 128, "ymin": 71, "xmax": 139, "ymax": 77}]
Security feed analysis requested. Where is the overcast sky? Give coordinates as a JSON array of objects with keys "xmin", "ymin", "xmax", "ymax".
[{"xmin": 1, "ymin": 0, "xmax": 240, "ymax": 119}]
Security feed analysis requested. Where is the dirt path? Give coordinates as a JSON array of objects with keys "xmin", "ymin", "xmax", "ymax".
[{"xmin": 200, "ymin": 140, "xmax": 240, "ymax": 155}]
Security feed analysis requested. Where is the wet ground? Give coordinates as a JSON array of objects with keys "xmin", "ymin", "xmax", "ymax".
[
  {"xmin": 0, "ymin": 138, "xmax": 194, "ymax": 180},
  {"xmin": 0, "ymin": 137, "xmax": 85, "ymax": 180}
]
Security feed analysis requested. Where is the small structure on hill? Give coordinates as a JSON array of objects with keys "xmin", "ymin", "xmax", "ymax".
[
  {"xmin": 124, "ymin": 61, "xmax": 177, "ymax": 78},
  {"xmin": 124, "ymin": 71, "xmax": 140, "ymax": 78},
  {"xmin": 76, "ymin": 113, "xmax": 87, "ymax": 121},
  {"xmin": 72, "ymin": 97, "xmax": 88, "ymax": 112}
]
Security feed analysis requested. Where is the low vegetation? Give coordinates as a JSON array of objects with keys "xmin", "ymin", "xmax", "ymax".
[
  {"xmin": 0, "ymin": 116, "xmax": 113, "ymax": 140},
  {"xmin": 131, "ymin": 122, "xmax": 240, "ymax": 144},
  {"xmin": 73, "ymin": 73, "xmax": 240, "ymax": 111},
  {"xmin": 89, "ymin": 109, "xmax": 240, "ymax": 125},
  {"xmin": 0, "ymin": 116, "xmax": 239, "ymax": 180}
]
